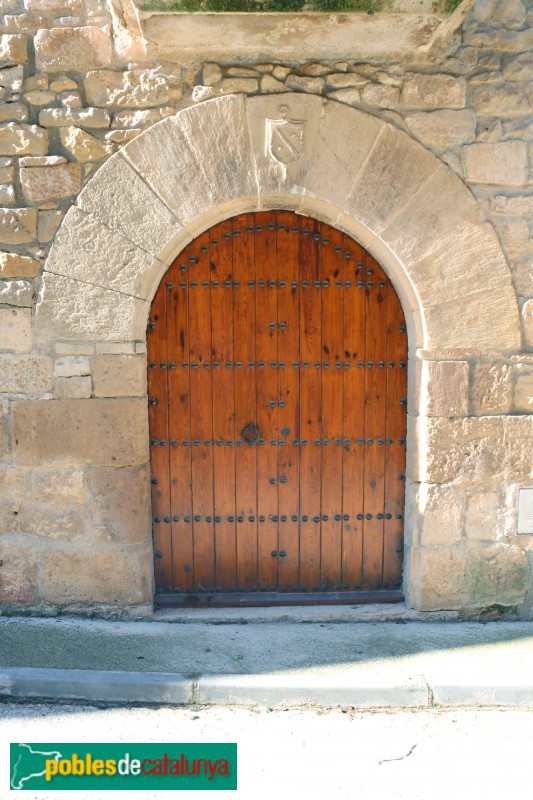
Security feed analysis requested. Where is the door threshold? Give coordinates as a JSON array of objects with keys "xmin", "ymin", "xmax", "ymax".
[{"xmin": 154, "ymin": 590, "xmax": 404, "ymax": 608}]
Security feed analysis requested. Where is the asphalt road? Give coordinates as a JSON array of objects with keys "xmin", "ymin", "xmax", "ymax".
[{"xmin": 1, "ymin": 703, "xmax": 532, "ymax": 800}]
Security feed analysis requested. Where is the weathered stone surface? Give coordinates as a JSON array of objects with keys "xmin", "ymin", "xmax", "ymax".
[
  {"xmin": 45, "ymin": 206, "xmax": 160, "ymax": 300},
  {"xmin": 87, "ymin": 464, "xmax": 151, "ymax": 544},
  {"xmin": 24, "ymin": 90, "xmax": 55, "ymax": 106},
  {"xmin": 50, "ymin": 75, "xmax": 77, "ymax": 93},
  {"xmin": 39, "ymin": 107, "xmax": 111, "ymax": 129},
  {"xmin": 471, "ymin": 363, "xmax": 512, "ymax": 414},
  {"xmin": 76, "ymin": 154, "xmax": 181, "ymax": 256},
  {"xmin": 0, "ymin": 122, "xmax": 47, "ymax": 155},
  {"xmin": 60, "ymin": 91, "xmax": 82, "ymax": 109},
  {"xmin": 462, "ymin": 27, "xmax": 533, "ymax": 52},
  {"xmin": 0, "ymin": 251, "xmax": 39, "ymax": 277},
  {"xmin": 55, "ymin": 375, "xmax": 92, "ymax": 399},
  {"xmin": 55, "ymin": 342, "xmax": 94, "ymax": 355},
  {"xmin": 0, "ymin": 354, "xmax": 52, "ymax": 393},
  {"xmin": 54, "ymin": 355, "xmax": 89, "ymax": 377},
  {"xmin": 220, "ymin": 78, "xmax": 258, "ymax": 95},
  {"xmin": 36, "ymin": 272, "xmax": 149, "ymax": 343},
  {"xmin": 37, "ymin": 208, "xmax": 63, "ymax": 242},
  {"xmin": 414, "ymin": 415, "xmax": 533, "ymax": 484},
  {"xmin": 0, "ymin": 157, "xmax": 14, "ymax": 182},
  {"xmin": 13, "ymin": 398, "xmax": 149, "ymax": 467},
  {"xmin": 418, "ymin": 543, "xmax": 529, "ymax": 610},
  {"xmin": 59, "ymin": 126, "xmax": 113, "ymax": 163},
  {"xmin": 0, "ymin": 541, "xmax": 38, "ymax": 605},
  {"xmin": 513, "ymin": 369, "xmax": 533, "ymax": 412},
  {"xmin": 0, "ymin": 414, "xmax": 9, "ymax": 459},
  {"xmin": 0, "ymin": 182, "xmax": 14, "ymax": 204},
  {"xmin": 285, "ymin": 75, "xmax": 324, "ymax": 94},
  {"xmin": 0, "ymin": 307, "xmax": 31, "ymax": 352},
  {"xmin": 32, "ymin": 467, "xmax": 85, "ymax": 502},
  {"xmin": 347, "ymin": 123, "xmax": 439, "ymax": 234},
  {"xmin": 111, "ymin": 109, "xmax": 160, "ymax": 129},
  {"xmin": 85, "ymin": 68, "xmax": 183, "ymax": 108},
  {"xmin": 421, "ymin": 360, "xmax": 470, "ymax": 417},
  {"xmin": 16, "ymin": 499, "xmax": 85, "ymax": 540},
  {"xmin": 522, "ymin": 299, "xmax": 533, "ymax": 349},
  {"xmin": 361, "ymin": 83, "xmax": 399, "ymax": 107},
  {"xmin": 40, "ymin": 543, "xmax": 153, "ymax": 605},
  {"xmin": 272, "ymin": 65, "xmax": 290, "ymax": 79},
  {"xmin": 19, "ymin": 154, "xmax": 65, "ymax": 167},
  {"xmin": 470, "ymin": 82, "xmax": 530, "ymax": 115},
  {"xmin": 203, "ymin": 62, "xmax": 222, "ymax": 85},
  {"xmin": 0, "ymin": 278, "xmax": 33, "ymax": 307},
  {"xmin": 416, "ymin": 483, "xmax": 464, "ymax": 547},
  {"xmin": 92, "ymin": 355, "xmax": 146, "ymax": 397},
  {"xmin": 20, "ymin": 161, "xmax": 81, "ymax": 203},
  {"xmin": 0, "ymin": 34, "xmax": 27, "ymax": 63},
  {"xmin": 25, "ymin": 0, "xmax": 84, "ymax": 12},
  {"xmin": 0, "ymin": 102, "xmax": 28, "ymax": 124},
  {"xmin": 326, "ymin": 72, "xmax": 367, "ymax": 89},
  {"xmin": 105, "ymin": 128, "xmax": 141, "ymax": 144},
  {"xmin": 34, "ymin": 26, "xmax": 112, "ymax": 72},
  {"xmin": 491, "ymin": 194, "xmax": 533, "ymax": 216},
  {"xmin": 494, "ymin": 218, "xmax": 530, "ymax": 260},
  {"xmin": 401, "ymin": 73, "xmax": 467, "ymax": 109},
  {"xmin": 463, "ymin": 141, "xmax": 528, "ymax": 185},
  {"xmin": 465, "ymin": 490, "xmax": 503, "ymax": 542},
  {"xmin": 502, "ymin": 52, "xmax": 533, "ymax": 81},
  {"xmin": 326, "ymin": 88, "xmax": 361, "ymax": 106},
  {"xmin": 0, "ymin": 65, "xmax": 23, "ymax": 94},
  {"xmin": 405, "ymin": 109, "xmax": 476, "ymax": 149}
]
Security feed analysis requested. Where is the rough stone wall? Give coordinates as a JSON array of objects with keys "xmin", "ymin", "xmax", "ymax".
[{"xmin": 0, "ymin": 0, "xmax": 532, "ymax": 616}]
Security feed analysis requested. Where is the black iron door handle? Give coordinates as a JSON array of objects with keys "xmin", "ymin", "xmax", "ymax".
[{"xmin": 242, "ymin": 424, "xmax": 259, "ymax": 445}]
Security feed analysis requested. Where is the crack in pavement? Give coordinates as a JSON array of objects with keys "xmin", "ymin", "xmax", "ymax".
[{"xmin": 378, "ymin": 743, "xmax": 418, "ymax": 765}]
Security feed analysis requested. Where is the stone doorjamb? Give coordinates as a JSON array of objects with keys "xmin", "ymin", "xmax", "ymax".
[{"xmin": 32, "ymin": 92, "xmax": 522, "ymax": 610}]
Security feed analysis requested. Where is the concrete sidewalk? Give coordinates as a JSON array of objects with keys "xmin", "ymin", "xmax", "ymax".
[{"xmin": 1, "ymin": 608, "xmax": 533, "ymax": 709}]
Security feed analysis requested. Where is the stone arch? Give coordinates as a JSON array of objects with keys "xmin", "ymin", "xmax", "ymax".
[
  {"xmin": 34, "ymin": 92, "xmax": 523, "ymax": 610},
  {"xmin": 36, "ymin": 92, "xmax": 519, "ymax": 355}
]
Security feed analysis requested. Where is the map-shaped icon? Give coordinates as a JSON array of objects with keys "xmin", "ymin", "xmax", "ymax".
[{"xmin": 10, "ymin": 743, "xmax": 62, "ymax": 790}]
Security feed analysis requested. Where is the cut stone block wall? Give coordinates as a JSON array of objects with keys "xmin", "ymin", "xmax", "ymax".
[{"xmin": 0, "ymin": 0, "xmax": 532, "ymax": 617}]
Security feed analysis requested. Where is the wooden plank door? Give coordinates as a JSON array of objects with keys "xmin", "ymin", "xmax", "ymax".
[{"xmin": 148, "ymin": 211, "xmax": 407, "ymax": 598}]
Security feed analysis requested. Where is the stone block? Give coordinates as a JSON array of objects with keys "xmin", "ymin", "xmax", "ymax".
[
  {"xmin": 0, "ymin": 279, "xmax": 33, "ymax": 306},
  {"xmin": 35, "ymin": 272, "xmax": 149, "ymax": 343},
  {"xmin": 39, "ymin": 107, "xmax": 111, "ymax": 129},
  {"xmin": 111, "ymin": 109, "xmax": 160, "ymax": 129},
  {"xmin": 470, "ymin": 82, "xmax": 530, "ymax": 116},
  {"xmin": 0, "ymin": 414, "xmax": 9, "ymax": 459},
  {"xmin": 1, "ymin": 13, "xmax": 46, "ymax": 34},
  {"xmin": 55, "ymin": 342, "xmax": 95, "ymax": 355},
  {"xmin": 417, "ymin": 483, "xmax": 464, "ymax": 547},
  {"xmin": 0, "ymin": 104, "xmax": 28, "ymax": 124},
  {"xmin": 0, "ymin": 158, "xmax": 14, "ymax": 182},
  {"xmin": 95, "ymin": 342, "xmax": 135, "ymax": 354},
  {"xmin": 54, "ymin": 355, "xmax": 90, "ymax": 377},
  {"xmin": 285, "ymin": 75, "xmax": 324, "ymax": 94},
  {"xmin": 60, "ymin": 91, "xmax": 82, "ymax": 109},
  {"xmin": 24, "ymin": 90, "xmax": 55, "ymax": 106},
  {"xmin": 0, "ymin": 122, "xmax": 48, "ymax": 156},
  {"xmin": 465, "ymin": 490, "xmax": 503, "ymax": 542},
  {"xmin": 40, "ymin": 543, "xmax": 153, "ymax": 605},
  {"xmin": 32, "ymin": 467, "xmax": 85, "ymax": 501},
  {"xmin": 0, "ymin": 34, "xmax": 27, "ymax": 63},
  {"xmin": 55, "ymin": 375, "xmax": 92, "ymax": 399},
  {"xmin": 38, "ymin": 208, "xmax": 63, "ymax": 242},
  {"xmin": 0, "ymin": 354, "xmax": 52, "ymax": 393},
  {"xmin": 416, "ymin": 415, "xmax": 533, "ymax": 485},
  {"xmin": 44, "ymin": 206, "xmax": 161, "ymax": 300},
  {"xmin": 462, "ymin": 141, "xmax": 528, "ymax": 185},
  {"xmin": 84, "ymin": 68, "xmax": 183, "ymax": 108},
  {"xmin": 92, "ymin": 355, "xmax": 147, "ymax": 397},
  {"xmin": 401, "ymin": 73, "xmax": 467, "ymax": 109},
  {"xmin": 25, "ymin": 0, "xmax": 84, "ymax": 13},
  {"xmin": 491, "ymin": 194, "xmax": 533, "ymax": 216},
  {"xmin": 420, "ymin": 360, "xmax": 470, "ymax": 417},
  {"xmin": 306, "ymin": 101, "xmax": 383, "ymax": 209},
  {"xmin": 50, "ymin": 75, "xmax": 78, "ymax": 92},
  {"xmin": 326, "ymin": 73, "xmax": 367, "ymax": 89},
  {"xmin": 502, "ymin": 52, "xmax": 533, "ymax": 81},
  {"xmin": 76, "ymin": 154, "xmax": 181, "ymax": 257},
  {"xmin": 203, "ymin": 63, "xmax": 222, "ymax": 85},
  {"xmin": 0, "ymin": 182, "xmax": 14, "ymax": 204},
  {"xmin": 0, "ymin": 65, "xmax": 23, "ymax": 94},
  {"xmin": 405, "ymin": 109, "xmax": 476, "ymax": 149},
  {"xmin": 59, "ymin": 126, "xmax": 113, "ymax": 163},
  {"xmin": 346, "ymin": 123, "xmax": 440, "ymax": 234},
  {"xmin": 16, "ymin": 499, "xmax": 86, "ymax": 540},
  {"xmin": 0, "ymin": 541, "xmax": 38, "ymax": 604},
  {"xmin": 87, "ymin": 464, "xmax": 151, "ymax": 544},
  {"xmin": 260, "ymin": 75, "xmax": 287, "ymax": 93},
  {"xmin": 471, "ymin": 363, "xmax": 512, "ymax": 414},
  {"xmin": 325, "ymin": 88, "xmax": 361, "ymax": 106},
  {"xmin": 494, "ymin": 218, "xmax": 530, "ymax": 261},
  {"xmin": 12, "ymin": 398, "xmax": 149, "ymax": 467},
  {"xmin": 20, "ymin": 161, "xmax": 81, "ymax": 203},
  {"xmin": 34, "ymin": 26, "xmax": 112, "ymax": 72},
  {"xmin": 0, "ymin": 307, "xmax": 31, "ymax": 352},
  {"xmin": 361, "ymin": 84, "xmax": 399, "ymax": 107},
  {"xmin": 513, "ymin": 369, "xmax": 533, "ymax": 412}
]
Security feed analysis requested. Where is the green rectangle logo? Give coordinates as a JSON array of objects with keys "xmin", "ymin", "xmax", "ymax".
[{"xmin": 10, "ymin": 743, "xmax": 237, "ymax": 791}]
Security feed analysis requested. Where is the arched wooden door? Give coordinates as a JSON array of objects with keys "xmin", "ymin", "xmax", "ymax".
[{"xmin": 148, "ymin": 211, "xmax": 407, "ymax": 605}]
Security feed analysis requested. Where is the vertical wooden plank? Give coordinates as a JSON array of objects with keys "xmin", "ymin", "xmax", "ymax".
[
  {"xmin": 255, "ymin": 211, "xmax": 279, "ymax": 591},
  {"xmin": 166, "ymin": 252, "xmax": 194, "ymax": 592},
  {"xmin": 147, "ymin": 283, "xmax": 172, "ymax": 589},
  {"xmin": 319, "ymin": 222, "xmax": 344, "ymax": 590},
  {"xmin": 233, "ymin": 213, "xmax": 258, "ymax": 589},
  {"xmin": 362, "ymin": 254, "xmax": 388, "ymax": 588},
  {"xmin": 187, "ymin": 230, "xmax": 215, "ymax": 591},
  {"xmin": 341, "ymin": 238, "xmax": 366, "ymax": 590},
  {"xmin": 298, "ymin": 216, "xmax": 322, "ymax": 592},
  {"xmin": 277, "ymin": 211, "xmax": 300, "ymax": 590},
  {"xmin": 383, "ymin": 284, "xmax": 408, "ymax": 588},
  {"xmin": 210, "ymin": 219, "xmax": 237, "ymax": 591}
]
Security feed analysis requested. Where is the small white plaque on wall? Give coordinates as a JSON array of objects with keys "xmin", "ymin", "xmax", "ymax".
[{"xmin": 517, "ymin": 488, "xmax": 533, "ymax": 534}]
